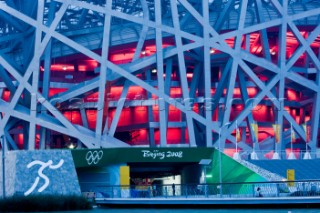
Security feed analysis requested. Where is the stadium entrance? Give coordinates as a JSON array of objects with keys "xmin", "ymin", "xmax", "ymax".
[{"xmin": 71, "ymin": 147, "xmax": 215, "ymax": 195}]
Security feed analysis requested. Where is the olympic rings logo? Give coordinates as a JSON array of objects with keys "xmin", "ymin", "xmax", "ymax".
[{"xmin": 86, "ymin": 150, "xmax": 104, "ymax": 165}]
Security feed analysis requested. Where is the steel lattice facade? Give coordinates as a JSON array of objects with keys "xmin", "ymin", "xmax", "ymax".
[{"xmin": 0, "ymin": 0, "xmax": 320, "ymax": 159}]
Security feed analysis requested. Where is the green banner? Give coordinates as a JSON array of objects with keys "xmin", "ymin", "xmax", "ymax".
[{"xmin": 71, "ymin": 147, "xmax": 215, "ymax": 168}]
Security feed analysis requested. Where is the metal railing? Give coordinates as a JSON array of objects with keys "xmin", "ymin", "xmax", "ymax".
[{"xmin": 81, "ymin": 180, "xmax": 320, "ymax": 199}]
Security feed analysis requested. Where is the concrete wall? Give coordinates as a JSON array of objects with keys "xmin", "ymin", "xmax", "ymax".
[
  {"xmin": 77, "ymin": 164, "xmax": 124, "ymax": 188},
  {"xmin": 0, "ymin": 150, "xmax": 81, "ymax": 198},
  {"xmin": 77, "ymin": 164, "xmax": 126, "ymax": 198}
]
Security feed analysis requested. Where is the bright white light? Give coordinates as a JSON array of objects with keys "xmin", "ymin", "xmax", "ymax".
[
  {"xmin": 163, "ymin": 175, "xmax": 181, "ymax": 185},
  {"xmin": 210, "ymin": 49, "xmax": 215, "ymax": 54},
  {"xmin": 62, "ymin": 66, "xmax": 67, "ymax": 71},
  {"xmin": 151, "ymin": 68, "xmax": 157, "ymax": 73}
]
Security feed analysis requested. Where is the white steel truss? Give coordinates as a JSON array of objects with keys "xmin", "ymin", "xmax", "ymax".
[{"xmin": 0, "ymin": 0, "xmax": 319, "ymax": 159}]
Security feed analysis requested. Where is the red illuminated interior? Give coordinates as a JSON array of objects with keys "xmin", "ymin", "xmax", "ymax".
[{"xmin": 10, "ymin": 30, "xmax": 320, "ymax": 149}]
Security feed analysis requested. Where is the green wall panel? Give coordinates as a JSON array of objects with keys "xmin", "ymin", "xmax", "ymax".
[{"xmin": 206, "ymin": 151, "xmax": 266, "ymax": 184}]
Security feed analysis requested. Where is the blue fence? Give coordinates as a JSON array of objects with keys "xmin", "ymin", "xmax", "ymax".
[{"xmin": 80, "ymin": 180, "xmax": 320, "ymax": 199}]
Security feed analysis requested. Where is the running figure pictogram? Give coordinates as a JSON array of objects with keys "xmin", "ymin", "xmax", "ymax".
[{"xmin": 24, "ymin": 159, "xmax": 64, "ymax": 196}]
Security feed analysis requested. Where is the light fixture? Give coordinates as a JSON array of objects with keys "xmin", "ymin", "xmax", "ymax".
[
  {"xmin": 68, "ymin": 143, "xmax": 75, "ymax": 149},
  {"xmin": 210, "ymin": 49, "xmax": 215, "ymax": 54},
  {"xmin": 151, "ymin": 68, "xmax": 157, "ymax": 73},
  {"xmin": 62, "ymin": 65, "xmax": 67, "ymax": 71},
  {"xmin": 141, "ymin": 50, "xmax": 146, "ymax": 55},
  {"xmin": 270, "ymin": 48, "xmax": 276, "ymax": 55}
]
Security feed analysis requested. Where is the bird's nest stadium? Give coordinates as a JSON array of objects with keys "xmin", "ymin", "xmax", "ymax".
[{"xmin": 1, "ymin": 0, "xmax": 320, "ymax": 196}]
